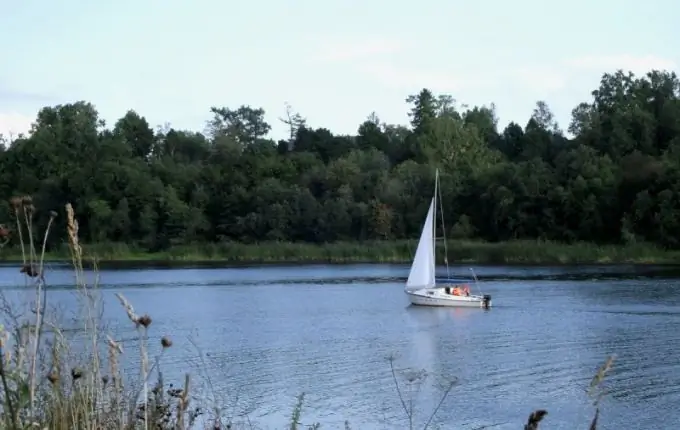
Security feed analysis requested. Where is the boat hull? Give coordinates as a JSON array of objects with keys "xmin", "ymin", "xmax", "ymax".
[{"xmin": 405, "ymin": 288, "xmax": 492, "ymax": 309}]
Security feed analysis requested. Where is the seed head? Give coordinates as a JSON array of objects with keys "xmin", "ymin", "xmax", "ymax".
[
  {"xmin": 20, "ymin": 264, "xmax": 39, "ymax": 278},
  {"xmin": 137, "ymin": 314, "xmax": 152, "ymax": 328},
  {"xmin": 161, "ymin": 336, "xmax": 172, "ymax": 348},
  {"xmin": 71, "ymin": 367, "xmax": 83, "ymax": 381},
  {"xmin": 9, "ymin": 197, "xmax": 21, "ymax": 211},
  {"xmin": 47, "ymin": 371, "xmax": 59, "ymax": 385}
]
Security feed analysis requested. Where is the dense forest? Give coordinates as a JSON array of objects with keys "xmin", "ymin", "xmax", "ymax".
[{"xmin": 1, "ymin": 68, "xmax": 680, "ymax": 253}]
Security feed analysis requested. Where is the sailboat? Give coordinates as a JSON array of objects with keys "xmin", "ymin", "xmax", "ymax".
[{"xmin": 404, "ymin": 169, "xmax": 492, "ymax": 309}]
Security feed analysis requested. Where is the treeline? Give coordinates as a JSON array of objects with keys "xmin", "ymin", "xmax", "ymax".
[{"xmin": 1, "ymin": 68, "xmax": 680, "ymax": 252}]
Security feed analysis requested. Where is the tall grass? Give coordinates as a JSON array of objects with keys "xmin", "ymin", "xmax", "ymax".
[
  {"xmin": 0, "ymin": 198, "xmax": 198, "ymax": 429},
  {"xmin": 0, "ymin": 197, "xmax": 616, "ymax": 429},
  {"xmin": 2, "ymin": 237, "xmax": 679, "ymax": 265}
]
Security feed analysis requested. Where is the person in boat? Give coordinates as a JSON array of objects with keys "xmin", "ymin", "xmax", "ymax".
[{"xmin": 450, "ymin": 285, "xmax": 470, "ymax": 296}]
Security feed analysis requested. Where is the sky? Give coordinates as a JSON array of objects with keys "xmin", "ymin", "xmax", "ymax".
[{"xmin": 0, "ymin": 0, "xmax": 678, "ymax": 141}]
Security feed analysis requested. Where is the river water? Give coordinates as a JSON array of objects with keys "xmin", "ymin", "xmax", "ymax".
[{"xmin": 0, "ymin": 262, "xmax": 679, "ymax": 429}]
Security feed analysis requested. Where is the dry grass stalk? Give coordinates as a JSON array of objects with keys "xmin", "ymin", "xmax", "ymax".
[
  {"xmin": 524, "ymin": 410, "xmax": 547, "ymax": 430},
  {"xmin": 27, "ymin": 208, "xmax": 56, "ymax": 417},
  {"xmin": 586, "ymin": 354, "xmax": 615, "ymax": 430},
  {"xmin": 65, "ymin": 203, "xmax": 83, "ymax": 276},
  {"xmin": 176, "ymin": 374, "xmax": 191, "ymax": 429},
  {"xmin": 6, "ymin": 195, "xmax": 50, "ymax": 418},
  {"xmin": 517, "ymin": 354, "xmax": 615, "ymax": 430},
  {"xmin": 115, "ymin": 292, "xmax": 153, "ymax": 430},
  {"xmin": 587, "ymin": 355, "xmax": 615, "ymax": 401},
  {"xmin": 107, "ymin": 335, "xmax": 123, "ymax": 428},
  {"xmin": 0, "ymin": 325, "xmax": 18, "ymax": 429},
  {"xmin": 9, "ymin": 196, "xmax": 25, "ymax": 264},
  {"xmin": 0, "ymin": 200, "xmax": 198, "ymax": 430},
  {"xmin": 387, "ymin": 354, "xmax": 456, "ymax": 430}
]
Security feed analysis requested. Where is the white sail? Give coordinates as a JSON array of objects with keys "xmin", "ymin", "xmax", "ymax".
[
  {"xmin": 403, "ymin": 169, "xmax": 492, "ymax": 309},
  {"xmin": 405, "ymin": 197, "xmax": 436, "ymax": 291}
]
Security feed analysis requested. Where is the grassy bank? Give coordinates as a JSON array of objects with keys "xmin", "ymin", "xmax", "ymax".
[
  {"xmin": 0, "ymin": 200, "xmax": 614, "ymax": 429},
  {"xmin": 2, "ymin": 239, "xmax": 680, "ymax": 265}
]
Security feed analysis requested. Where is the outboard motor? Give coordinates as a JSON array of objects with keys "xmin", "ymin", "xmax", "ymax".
[{"xmin": 482, "ymin": 294, "xmax": 492, "ymax": 310}]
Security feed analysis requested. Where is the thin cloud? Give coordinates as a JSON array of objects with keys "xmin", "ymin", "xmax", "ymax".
[
  {"xmin": 357, "ymin": 61, "xmax": 490, "ymax": 92},
  {"xmin": 564, "ymin": 54, "xmax": 677, "ymax": 74},
  {"xmin": 507, "ymin": 66, "xmax": 568, "ymax": 92},
  {"xmin": 0, "ymin": 85, "xmax": 61, "ymax": 104},
  {"xmin": 499, "ymin": 55, "xmax": 677, "ymax": 95},
  {"xmin": 0, "ymin": 112, "xmax": 33, "ymax": 138},
  {"xmin": 315, "ymin": 37, "xmax": 407, "ymax": 63}
]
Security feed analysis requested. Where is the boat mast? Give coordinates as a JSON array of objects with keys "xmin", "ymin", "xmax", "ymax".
[
  {"xmin": 436, "ymin": 169, "xmax": 451, "ymax": 280},
  {"xmin": 432, "ymin": 168, "xmax": 438, "ymax": 282}
]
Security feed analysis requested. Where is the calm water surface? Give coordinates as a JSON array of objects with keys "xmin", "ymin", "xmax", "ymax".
[{"xmin": 1, "ymin": 263, "xmax": 679, "ymax": 429}]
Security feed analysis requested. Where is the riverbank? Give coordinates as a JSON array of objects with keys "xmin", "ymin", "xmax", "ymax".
[{"xmin": 1, "ymin": 239, "xmax": 679, "ymax": 265}]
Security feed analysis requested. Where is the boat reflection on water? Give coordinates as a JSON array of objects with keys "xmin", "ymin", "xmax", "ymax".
[
  {"xmin": 403, "ymin": 305, "xmax": 478, "ymax": 365},
  {"xmin": 403, "ymin": 304, "xmax": 484, "ymax": 380},
  {"xmin": 394, "ymin": 305, "xmax": 480, "ymax": 416},
  {"xmin": 405, "ymin": 304, "xmax": 478, "ymax": 330}
]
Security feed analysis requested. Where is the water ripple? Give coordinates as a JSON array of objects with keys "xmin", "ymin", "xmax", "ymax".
[{"xmin": 0, "ymin": 264, "xmax": 679, "ymax": 429}]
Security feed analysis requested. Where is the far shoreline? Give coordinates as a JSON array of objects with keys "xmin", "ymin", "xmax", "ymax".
[
  {"xmin": 5, "ymin": 259, "xmax": 680, "ymax": 269},
  {"xmin": 2, "ymin": 239, "xmax": 680, "ymax": 268}
]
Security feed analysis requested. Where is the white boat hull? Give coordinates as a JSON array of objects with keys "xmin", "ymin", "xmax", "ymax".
[
  {"xmin": 403, "ymin": 169, "xmax": 496, "ymax": 309},
  {"xmin": 406, "ymin": 287, "xmax": 492, "ymax": 309}
]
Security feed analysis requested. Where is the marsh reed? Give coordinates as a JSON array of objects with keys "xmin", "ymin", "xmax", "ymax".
[
  {"xmin": 0, "ymin": 198, "xmax": 201, "ymax": 429},
  {"xmin": 0, "ymin": 197, "xmax": 614, "ymax": 429}
]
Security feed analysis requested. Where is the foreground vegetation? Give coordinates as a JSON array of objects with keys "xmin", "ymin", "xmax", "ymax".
[
  {"xmin": 2, "ymin": 68, "xmax": 680, "ymax": 260},
  {"xmin": 2, "ymin": 239, "xmax": 680, "ymax": 265},
  {"xmin": 0, "ymin": 198, "xmax": 618, "ymax": 428}
]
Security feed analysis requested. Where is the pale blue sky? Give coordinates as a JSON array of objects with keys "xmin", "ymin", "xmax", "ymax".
[{"xmin": 1, "ymin": 0, "xmax": 677, "ymax": 141}]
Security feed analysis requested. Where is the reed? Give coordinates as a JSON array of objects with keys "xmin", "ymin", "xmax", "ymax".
[
  {"xmin": 0, "ymin": 197, "xmax": 617, "ymax": 429},
  {"xmin": 3, "ymin": 238, "xmax": 679, "ymax": 265},
  {"xmin": 0, "ymin": 198, "xmax": 198, "ymax": 429}
]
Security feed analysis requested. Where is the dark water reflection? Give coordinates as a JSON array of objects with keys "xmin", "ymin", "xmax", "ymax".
[{"xmin": 0, "ymin": 263, "xmax": 679, "ymax": 429}]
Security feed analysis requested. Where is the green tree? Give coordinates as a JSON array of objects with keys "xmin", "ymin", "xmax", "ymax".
[{"xmin": 0, "ymin": 66, "xmax": 679, "ymax": 252}]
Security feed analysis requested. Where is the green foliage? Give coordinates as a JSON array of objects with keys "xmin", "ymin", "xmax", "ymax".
[{"xmin": 2, "ymin": 68, "xmax": 680, "ymax": 259}]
